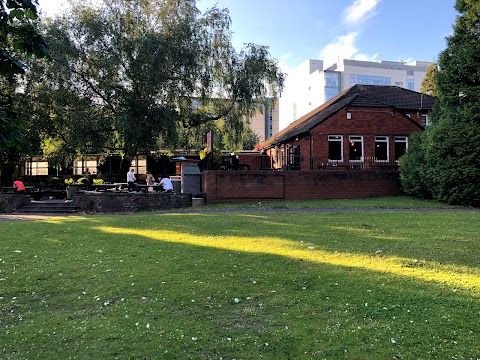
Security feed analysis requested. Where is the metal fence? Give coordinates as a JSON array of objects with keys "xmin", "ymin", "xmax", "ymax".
[
  {"xmin": 311, "ymin": 156, "xmax": 399, "ymax": 171},
  {"xmin": 228, "ymin": 155, "xmax": 400, "ymax": 172}
]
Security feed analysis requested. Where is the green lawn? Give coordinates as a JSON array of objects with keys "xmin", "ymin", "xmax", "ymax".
[
  {"xmin": 202, "ymin": 195, "xmax": 462, "ymax": 209},
  {"xmin": 1, "ymin": 200, "xmax": 480, "ymax": 358}
]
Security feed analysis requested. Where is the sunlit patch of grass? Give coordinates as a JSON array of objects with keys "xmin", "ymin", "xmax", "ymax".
[{"xmin": 98, "ymin": 225, "xmax": 480, "ymax": 294}]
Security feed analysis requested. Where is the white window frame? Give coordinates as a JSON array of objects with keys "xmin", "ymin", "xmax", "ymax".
[
  {"xmin": 375, "ymin": 136, "xmax": 389, "ymax": 162},
  {"xmin": 394, "ymin": 136, "xmax": 408, "ymax": 161},
  {"xmin": 348, "ymin": 135, "xmax": 363, "ymax": 162},
  {"xmin": 328, "ymin": 135, "xmax": 343, "ymax": 162},
  {"xmin": 421, "ymin": 115, "xmax": 430, "ymax": 127}
]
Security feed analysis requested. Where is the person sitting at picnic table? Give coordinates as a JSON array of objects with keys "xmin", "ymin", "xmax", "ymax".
[
  {"xmin": 146, "ymin": 171, "xmax": 155, "ymax": 192},
  {"xmin": 13, "ymin": 177, "xmax": 25, "ymax": 193},
  {"xmin": 159, "ymin": 175, "xmax": 174, "ymax": 192},
  {"xmin": 82, "ymin": 168, "xmax": 92, "ymax": 183},
  {"xmin": 127, "ymin": 168, "xmax": 136, "ymax": 192}
]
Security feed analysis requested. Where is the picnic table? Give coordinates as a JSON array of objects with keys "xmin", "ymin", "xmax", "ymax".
[
  {"xmin": 94, "ymin": 184, "xmax": 121, "ymax": 192},
  {"xmin": 1, "ymin": 186, "xmax": 16, "ymax": 193},
  {"xmin": 136, "ymin": 184, "xmax": 163, "ymax": 193},
  {"xmin": 92, "ymin": 183, "xmax": 165, "ymax": 193}
]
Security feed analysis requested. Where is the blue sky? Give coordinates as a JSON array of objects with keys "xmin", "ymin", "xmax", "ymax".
[
  {"xmin": 195, "ymin": 0, "xmax": 458, "ymax": 71},
  {"xmin": 39, "ymin": 0, "xmax": 458, "ymax": 69}
]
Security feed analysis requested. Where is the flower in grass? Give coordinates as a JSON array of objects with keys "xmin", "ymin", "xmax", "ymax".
[
  {"xmin": 390, "ymin": 338, "xmax": 397, "ymax": 344},
  {"xmin": 234, "ymin": 298, "xmax": 240, "ymax": 303},
  {"xmin": 192, "ymin": 337, "xmax": 198, "ymax": 341}
]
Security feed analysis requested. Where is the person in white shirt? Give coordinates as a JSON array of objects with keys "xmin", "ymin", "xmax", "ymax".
[
  {"xmin": 127, "ymin": 168, "xmax": 136, "ymax": 192},
  {"xmin": 159, "ymin": 175, "xmax": 174, "ymax": 192}
]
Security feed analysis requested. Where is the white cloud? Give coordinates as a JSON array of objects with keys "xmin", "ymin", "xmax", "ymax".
[
  {"xmin": 343, "ymin": 0, "xmax": 380, "ymax": 25},
  {"xmin": 320, "ymin": 32, "xmax": 379, "ymax": 68}
]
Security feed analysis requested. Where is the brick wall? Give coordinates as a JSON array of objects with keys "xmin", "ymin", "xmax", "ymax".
[
  {"xmin": 0, "ymin": 194, "xmax": 30, "ymax": 212},
  {"xmin": 202, "ymin": 170, "xmax": 401, "ymax": 204},
  {"xmin": 72, "ymin": 192, "xmax": 192, "ymax": 212},
  {"xmin": 266, "ymin": 107, "xmax": 426, "ymax": 170}
]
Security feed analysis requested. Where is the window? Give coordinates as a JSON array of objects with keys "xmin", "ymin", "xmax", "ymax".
[
  {"xmin": 324, "ymin": 72, "xmax": 339, "ymax": 87},
  {"xmin": 131, "ymin": 156, "xmax": 147, "ymax": 174},
  {"xmin": 394, "ymin": 136, "xmax": 408, "ymax": 161},
  {"xmin": 407, "ymin": 76, "xmax": 414, "ymax": 90},
  {"xmin": 324, "ymin": 72, "xmax": 340, "ymax": 102},
  {"xmin": 395, "ymin": 82, "xmax": 403, "ymax": 87},
  {"xmin": 74, "ymin": 159, "xmax": 98, "ymax": 175},
  {"xmin": 349, "ymin": 135, "xmax": 363, "ymax": 161},
  {"xmin": 25, "ymin": 159, "xmax": 48, "ymax": 176},
  {"xmin": 328, "ymin": 135, "xmax": 343, "ymax": 161},
  {"xmin": 350, "ymin": 74, "xmax": 391, "ymax": 86},
  {"xmin": 421, "ymin": 115, "xmax": 430, "ymax": 127},
  {"xmin": 375, "ymin": 136, "xmax": 389, "ymax": 161},
  {"xmin": 286, "ymin": 145, "xmax": 301, "ymax": 170}
]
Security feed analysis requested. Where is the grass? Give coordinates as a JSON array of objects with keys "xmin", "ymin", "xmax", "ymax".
[
  {"xmin": 202, "ymin": 195, "xmax": 462, "ymax": 210},
  {"xmin": 1, "ymin": 198, "xmax": 480, "ymax": 359}
]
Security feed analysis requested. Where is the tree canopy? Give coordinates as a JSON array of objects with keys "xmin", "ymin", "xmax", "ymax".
[
  {"xmin": 0, "ymin": 0, "xmax": 48, "ymax": 76},
  {"xmin": 0, "ymin": 0, "xmax": 49, "ymax": 184},
  {"xmin": 420, "ymin": 62, "xmax": 438, "ymax": 96},
  {"xmin": 400, "ymin": 0, "xmax": 480, "ymax": 206},
  {"xmin": 25, "ymin": 0, "xmax": 284, "ymax": 177}
]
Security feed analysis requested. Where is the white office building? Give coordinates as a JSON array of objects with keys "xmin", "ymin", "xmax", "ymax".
[{"xmin": 284, "ymin": 59, "xmax": 433, "ymax": 126}]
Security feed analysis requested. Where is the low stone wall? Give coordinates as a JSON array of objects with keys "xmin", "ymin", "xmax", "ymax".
[
  {"xmin": 202, "ymin": 170, "xmax": 402, "ymax": 204},
  {"xmin": 0, "ymin": 194, "xmax": 31, "ymax": 213},
  {"xmin": 72, "ymin": 191, "xmax": 192, "ymax": 213}
]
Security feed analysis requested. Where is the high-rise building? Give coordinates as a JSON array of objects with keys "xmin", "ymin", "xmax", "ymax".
[
  {"xmin": 283, "ymin": 59, "xmax": 432, "ymax": 127},
  {"xmin": 247, "ymin": 98, "xmax": 279, "ymax": 142}
]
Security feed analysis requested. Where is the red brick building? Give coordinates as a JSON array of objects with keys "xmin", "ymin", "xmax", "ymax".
[{"xmin": 261, "ymin": 85, "xmax": 437, "ymax": 170}]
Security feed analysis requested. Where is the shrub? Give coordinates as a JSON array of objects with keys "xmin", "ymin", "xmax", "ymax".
[
  {"xmin": 399, "ymin": 132, "xmax": 432, "ymax": 199},
  {"xmin": 76, "ymin": 177, "xmax": 90, "ymax": 184}
]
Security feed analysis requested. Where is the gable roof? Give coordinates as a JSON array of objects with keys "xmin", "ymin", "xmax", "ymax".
[{"xmin": 262, "ymin": 85, "xmax": 437, "ymax": 148}]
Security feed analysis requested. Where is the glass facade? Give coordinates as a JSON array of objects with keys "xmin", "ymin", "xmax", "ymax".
[
  {"xmin": 324, "ymin": 72, "xmax": 340, "ymax": 102},
  {"xmin": 350, "ymin": 74, "xmax": 391, "ymax": 86},
  {"xmin": 407, "ymin": 76, "xmax": 414, "ymax": 90}
]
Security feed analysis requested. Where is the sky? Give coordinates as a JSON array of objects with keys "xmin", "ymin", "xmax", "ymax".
[{"xmin": 37, "ymin": 0, "xmax": 458, "ymax": 128}]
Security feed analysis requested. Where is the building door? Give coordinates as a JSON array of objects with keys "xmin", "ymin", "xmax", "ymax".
[{"xmin": 287, "ymin": 145, "xmax": 301, "ymax": 170}]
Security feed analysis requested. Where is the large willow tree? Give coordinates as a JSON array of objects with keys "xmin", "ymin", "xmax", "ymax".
[{"xmin": 26, "ymin": 0, "xmax": 284, "ymax": 177}]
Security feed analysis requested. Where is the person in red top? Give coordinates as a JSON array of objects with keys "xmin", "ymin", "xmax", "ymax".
[{"xmin": 13, "ymin": 177, "xmax": 25, "ymax": 193}]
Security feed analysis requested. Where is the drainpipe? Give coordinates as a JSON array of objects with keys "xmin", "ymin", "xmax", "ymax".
[{"xmin": 309, "ymin": 134, "xmax": 313, "ymax": 170}]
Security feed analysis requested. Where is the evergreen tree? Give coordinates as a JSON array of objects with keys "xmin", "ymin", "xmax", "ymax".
[{"xmin": 400, "ymin": 0, "xmax": 480, "ymax": 206}]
